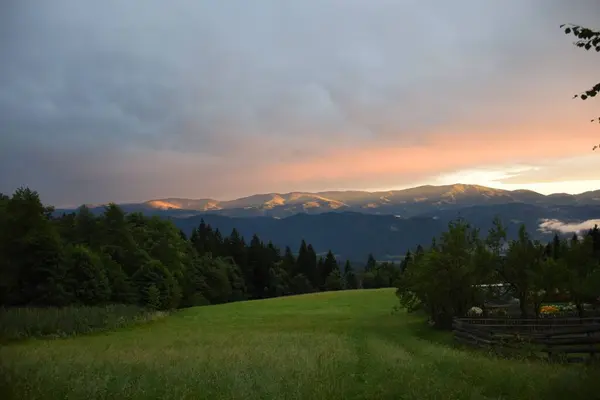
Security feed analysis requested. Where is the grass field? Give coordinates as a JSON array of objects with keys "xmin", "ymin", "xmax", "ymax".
[{"xmin": 1, "ymin": 289, "xmax": 599, "ymax": 399}]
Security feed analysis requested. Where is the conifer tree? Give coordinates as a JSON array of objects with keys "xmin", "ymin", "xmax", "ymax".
[
  {"xmin": 306, "ymin": 244, "xmax": 319, "ymax": 288},
  {"xmin": 321, "ymin": 250, "xmax": 338, "ymax": 289},
  {"xmin": 224, "ymin": 228, "xmax": 247, "ymax": 273},
  {"xmin": 282, "ymin": 246, "xmax": 296, "ymax": 274},
  {"xmin": 247, "ymin": 234, "xmax": 270, "ymax": 298},
  {"xmin": 295, "ymin": 239, "xmax": 309, "ymax": 276},
  {"xmin": 365, "ymin": 253, "xmax": 377, "ymax": 272},
  {"xmin": 343, "ymin": 260, "xmax": 358, "ymax": 289},
  {"xmin": 400, "ymin": 250, "xmax": 412, "ymax": 273}
]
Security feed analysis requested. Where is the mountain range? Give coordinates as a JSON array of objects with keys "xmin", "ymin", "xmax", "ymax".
[
  {"xmin": 77, "ymin": 184, "xmax": 600, "ymax": 219},
  {"xmin": 59, "ymin": 184, "xmax": 600, "ymax": 263}
]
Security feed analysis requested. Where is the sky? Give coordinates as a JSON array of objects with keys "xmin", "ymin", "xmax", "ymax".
[{"xmin": 1, "ymin": 0, "xmax": 599, "ymax": 206}]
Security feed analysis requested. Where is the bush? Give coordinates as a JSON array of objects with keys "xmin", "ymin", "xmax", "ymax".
[{"xmin": 0, "ymin": 304, "xmax": 167, "ymax": 341}]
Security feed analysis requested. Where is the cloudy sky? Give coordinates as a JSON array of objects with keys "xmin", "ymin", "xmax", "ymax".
[{"xmin": 1, "ymin": 0, "xmax": 599, "ymax": 206}]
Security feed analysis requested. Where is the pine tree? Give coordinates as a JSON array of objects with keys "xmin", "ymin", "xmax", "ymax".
[
  {"xmin": 321, "ymin": 250, "xmax": 338, "ymax": 289},
  {"xmin": 266, "ymin": 241, "xmax": 281, "ymax": 264},
  {"xmin": 343, "ymin": 260, "xmax": 357, "ymax": 289},
  {"xmin": 400, "ymin": 250, "xmax": 412, "ymax": 273},
  {"xmin": 282, "ymin": 246, "xmax": 296, "ymax": 275},
  {"xmin": 191, "ymin": 219, "xmax": 213, "ymax": 255},
  {"xmin": 588, "ymin": 225, "xmax": 600, "ymax": 260},
  {"xmin": 295, "ymin": 240, "xmax": 314, "ymax": 292},
  {"xmin": 317, "ymin": 256, "xmax": 325, "ymax": 288},
  {"xmin": 224, "ymin": 228, "xmax": 247, "ymax": 273},
  {"xmin": 552, "ymin": 233, "xmax": 562, "ymax": 260},
  {"xmin": 365, "ymin": 253, "xmax": 377, "ymax": 272},
  {"xmin": 306, "ymin": 244, "xmax": 319, "ymax": 288},
  {"xmin": 296, "ymin": 239, "xmax": 309, "ymax": 276},
  {"xmin": 415, "ymin": 244, "xmax": 424, "ymax": 256},
  {"xmin": 247, "ymin": 234, "xmax": 269, "ymax": 298},
  {"xmin": 211, "ymin": 228, "xmax": 224, "ymax": 257}
]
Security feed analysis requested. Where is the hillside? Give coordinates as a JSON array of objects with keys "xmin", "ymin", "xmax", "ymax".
[
  {"xmin": 171, "ymin": 203, "xmax": 600, "ymax": 262},
  {"xmin": 1, "ymin": 290, "xmax": 596, "ymax": 399},
  {"xmin": 70, "ymin": 184, "xmax": 600, "ymax": 219}
]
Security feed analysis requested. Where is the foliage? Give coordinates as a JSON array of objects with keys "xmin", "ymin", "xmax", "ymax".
[
  {"xmin": 396, "ymin": 219, "xmax": 495, "ymax": 328},
  {"xmin": 361, "ymin": 256, "xmax": 401, "ymax": 290},
  {"xmin": 3, "ymin": 187, "xmax": 387, "ymax": 318},
  {"xmin": 324, "ymin": 268, "xmax": 343, "ymax": 291},
  {"xmin": 557, "ymin": 234, "xmax": 600, "ymax": 316},
  {"xmin": 500, "ymin": 225, "xmax": 550, "ymax": 317},
  {"xmin": 396, "ymin": 215, "xmax": 600, "ymax": 327},
  {"xmin": 343, "ymin": 260, "xmax": 358, "ymax": 289},
  {"xmin": 560, "ymin": 23, "xmax": 600, "ymax": 148},
  {"xmin": 64, "ymin": 244, "xmax": 111, "ymax": 305}
]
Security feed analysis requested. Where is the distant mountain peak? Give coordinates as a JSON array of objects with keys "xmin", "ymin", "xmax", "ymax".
[
  {"xmin": 146, "ymin": 200, "xmax": 182, "ymax": 210},
  {"xmin": 65, "ymin": 183, "xmax": 600, "ymax": 219},
  {"xmin": 143, "ymin": 198, "xmax": 221, "ymax": 211}
]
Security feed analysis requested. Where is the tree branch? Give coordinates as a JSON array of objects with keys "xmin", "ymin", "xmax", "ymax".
[{"xmin": 561, "ymin": 24, "xmax": 599, "ymax": 145}]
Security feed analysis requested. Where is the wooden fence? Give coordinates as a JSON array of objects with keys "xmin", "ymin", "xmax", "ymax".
[{"xmin": 453, "ymin": 317, "xmax": 600, "ymax": 363}]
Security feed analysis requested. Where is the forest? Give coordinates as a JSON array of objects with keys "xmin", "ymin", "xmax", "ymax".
[{"xmin": 0, "ymin": 187, "xmax": 401, "ymax": 311}]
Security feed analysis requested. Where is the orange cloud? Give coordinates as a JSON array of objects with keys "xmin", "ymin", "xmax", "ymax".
[{"xmin": 263, "ymin": 123, "xmax": 598, "ymax": 186}]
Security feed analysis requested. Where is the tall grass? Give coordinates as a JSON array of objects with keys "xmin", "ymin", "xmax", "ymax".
[
  {"xmin": 1, "ymin": 290, "xmax": 599, "ymax": 399},
  {"xmin": 0, "ymin": 304, "xmax": 167, "ymax": 341}
]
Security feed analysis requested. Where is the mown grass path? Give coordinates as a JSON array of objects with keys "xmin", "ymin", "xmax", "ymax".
[{"xmin": 1, "ymin": 289, "xmax": 599, "ymax": 399}]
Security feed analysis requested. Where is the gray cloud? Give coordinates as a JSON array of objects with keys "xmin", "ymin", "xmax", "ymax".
[{"xmin": 1, "ymin": 0, "xmax": 599, "ymax": 205}]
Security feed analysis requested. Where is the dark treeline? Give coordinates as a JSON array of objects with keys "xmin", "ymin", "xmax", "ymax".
[
  {"xmin": 396, "ymin": 217, "xmax": 600, "ymax": 329},
  {"xmin": 0, "ymin": 188, "xmax": 402, "ymax": 310}
]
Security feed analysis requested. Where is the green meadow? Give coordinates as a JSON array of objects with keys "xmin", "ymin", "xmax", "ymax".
[{"xmin": 1, "ymin": 289, "xmax": 598, "ymax": 400}]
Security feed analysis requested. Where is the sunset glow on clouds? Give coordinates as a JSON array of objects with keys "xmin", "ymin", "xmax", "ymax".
[{"xmin": 1, "ymin": 0, "xmax": 599, "ymax": 206}]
